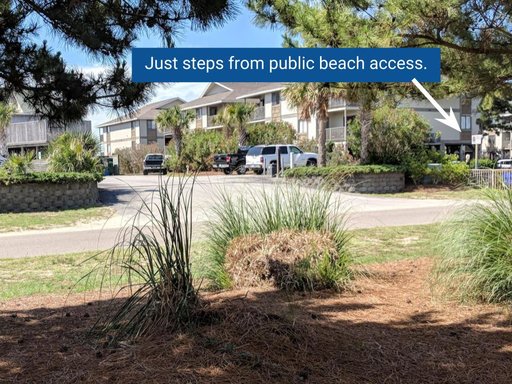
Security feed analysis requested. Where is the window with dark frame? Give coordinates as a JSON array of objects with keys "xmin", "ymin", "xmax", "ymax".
[{"xmin": 271, "ymin": 92, "xmax": 281, "ymax": 105}]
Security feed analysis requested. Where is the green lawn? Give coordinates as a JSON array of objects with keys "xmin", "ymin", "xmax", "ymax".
[
  {"xmin": 373, "ymin": 186, "xmax": 486, "ymax": 200},
  {"xmin": 0, "ymin": 225, "xmax": 437, "ymax": 301},
  {"xmin": 0, "ymin": 206, "xmax": 114, "ymax": 232},
  {"xmin": 350, "ymin": 224, "xmax": 437, "ymax": 265}
]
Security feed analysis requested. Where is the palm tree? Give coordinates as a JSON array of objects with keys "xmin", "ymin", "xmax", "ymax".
[
  {"xmin": 284, "ymin": 83, "xmax": 343, "ymax": 166},
  {"xmin": 216, "ymin": 103, "xmax": 256, "ymax": 147},
  {"xmin": 0, "ymin": 102, "xmax": 15, "ymax": 157},
  {"xmin": 156, "ymin": 105, "xmax": 195, "ymax": 158}
]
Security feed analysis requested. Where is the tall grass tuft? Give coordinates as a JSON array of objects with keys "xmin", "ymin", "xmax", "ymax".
[
  {"xmin": 203, "ymin": 183, "xmax": 350, "ymax": 289},
  {"xmin": 433, "ymin": 188, "xmax": 512, "ymax": 303},
  {"xmin": 95, "ymin": 175, "xmax": 198, "ymax": 341}
]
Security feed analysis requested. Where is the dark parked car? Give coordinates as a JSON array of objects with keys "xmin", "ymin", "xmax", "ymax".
[
  {"xmin": 143, "ymin": 153, "xmax": 167, "ymax": 175},
  {"xmin": 213, "ymin": 146, "xmax": 251, "ymax": 175}
]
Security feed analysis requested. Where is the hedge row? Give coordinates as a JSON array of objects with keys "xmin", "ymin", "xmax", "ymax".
[
  {"xmin": 0, "ymin": 172, "xmax": 103, "ymax": 186},
  {"xmin": 284, "ymin": 164, "xmax": 401, "ymax": 178}
]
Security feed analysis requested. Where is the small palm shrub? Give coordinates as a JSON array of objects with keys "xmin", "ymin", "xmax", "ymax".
[
  {"xmin": 203, "ymin": 183, "xmax": 350, "ymax": 290},
  {"xmin": 48, "ymin": 131, "xmax": 102, "ymax": 173},
  {"xmin": 95, "ymin": 176, "xmax": 198, "ymax": 341},
  {"xmin": 434, "ymin": 189, "xmax": 512, "ymax": 303},
  {"xmin": 1, "ymin": 152, "xmax": 34, "ymax": 175}
]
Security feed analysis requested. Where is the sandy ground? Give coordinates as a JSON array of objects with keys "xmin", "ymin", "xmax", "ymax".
[{"xmin": 1, "ymin": 258, "xmax": 512, "ymax": 383}]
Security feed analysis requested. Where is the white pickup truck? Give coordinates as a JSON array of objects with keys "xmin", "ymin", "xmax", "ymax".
[{"xmin": 245, "ymin": 144, "xmax": 318, "ymax": 174}]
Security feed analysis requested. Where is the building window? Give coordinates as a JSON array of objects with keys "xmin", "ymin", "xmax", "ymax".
[
  {"xmin": 461, "ymin": 115, "xmax": 472, "ymax": 130},
  {"xmin": 209, "ymin": 106, "xmax": 218, "ymax": 116},
  {"xmin": 298, "ymin": 120, "xmax": 308, "ymax": 134},
  {"xmin": 272, "ymin": 92, "xmax": 281, "ymax": 106},
  {"xmin": 147, "ymin": 120, "xmax": 156, "ymax": 131},
  {"xmin": 195, "ymin": 108, "xmax": 202, "ymax": 117},
  {"xmin": 258, "ymin": 97, "xmax": 265, "ymax": 107}
]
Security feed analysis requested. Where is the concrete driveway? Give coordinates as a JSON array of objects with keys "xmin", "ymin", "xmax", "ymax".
[{"xmin": 0, "ymin": 174, "xmax": 466, "ymax": 258}]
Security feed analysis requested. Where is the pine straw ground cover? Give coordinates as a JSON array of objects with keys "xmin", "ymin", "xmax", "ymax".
[
  {"xmin": 2, "ymin": 258, "xmax": 512, "ymax": 383},
  {"xmin": 226, "ymin": 229, "xmax": 349, "ymax": 290}
]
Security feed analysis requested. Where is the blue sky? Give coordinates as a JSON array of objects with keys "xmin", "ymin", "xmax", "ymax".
[{"xmin": 37, "ymin": 7, "xmax": 283, "ymax": 129}]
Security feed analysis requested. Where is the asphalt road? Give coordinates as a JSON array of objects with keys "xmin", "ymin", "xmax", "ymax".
[{"xmin": 0, "ymin": 174, "xmax": 465, "ymax": 259}]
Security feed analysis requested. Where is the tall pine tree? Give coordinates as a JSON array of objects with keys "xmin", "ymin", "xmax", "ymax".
[{"xmin": 0, "ymin": 1, "xmax": 236, "ymax": 123}]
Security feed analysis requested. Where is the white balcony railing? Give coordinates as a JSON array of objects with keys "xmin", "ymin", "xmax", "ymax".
[
  {"xmin": 328, "ymin": 99, "xmax": 359, "ymax": 109},
  {"xmin": 326, "ymin": 126, "xmax": 346, "ymax": 142}
]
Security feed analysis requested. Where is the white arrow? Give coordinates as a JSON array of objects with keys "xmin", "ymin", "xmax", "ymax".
[{"xmin": 412, "ymin": 78, "xmax": 461, "ymax": 132}]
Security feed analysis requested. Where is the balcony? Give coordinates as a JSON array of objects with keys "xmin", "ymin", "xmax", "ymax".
[
  {"xmin": 6, "ymin": 120, "xmax": 48, "ymax": 146},
  {"xmin": 251, "ymin": 105, "xmax": 265, "ymax": 121},
  {"xmin": 325, "ymin": 126, "xmax": 346, "ymax": 142},
  {"xmin": 328, "ymin": 99, "xmax": 359, "ymax": 109}
]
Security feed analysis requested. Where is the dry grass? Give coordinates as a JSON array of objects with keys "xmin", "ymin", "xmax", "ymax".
[
  {"xmin": 2, "ymin": 257, "xmax": 512, "ymax": 383},
  {"xmin": 225, "ymin": 230, "xmax": 345, "ymax": 290}
]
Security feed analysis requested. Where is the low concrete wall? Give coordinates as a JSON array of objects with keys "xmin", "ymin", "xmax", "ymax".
[
  {"xmin": 0, "ymin": 181, "xmax": 98, "ymax": 212},
  {"xmin": 291, "ymin": 172, "xmax": 405, "ymax": 193}
]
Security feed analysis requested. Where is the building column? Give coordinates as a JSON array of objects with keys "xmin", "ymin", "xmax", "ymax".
[{"xmin": 460, "ymin": 145, "xmax": 465, "ymax": 161}]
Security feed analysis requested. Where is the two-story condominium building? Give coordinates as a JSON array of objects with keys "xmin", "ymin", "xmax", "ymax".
[
  {"xmin": 5, "ymin": 93, "xmax": 92, "ymax": 156},
  {"xmin": 181, "ymin": 82, "xmax": 480, "ymax": 158},
  {"xmin": 98, "ymin": 97, "xmax": 184, "ymax": 156},
  {"xmin": 179, "ymin": 82, "xmax": 359, "ymax": 144}
]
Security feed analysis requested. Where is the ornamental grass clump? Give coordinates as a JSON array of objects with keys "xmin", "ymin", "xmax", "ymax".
[
  {"xmin": 203, "ymin": 183, "xmax": 351, "ymax": 290},
  {"xmin": 226, "ymin": 229, "xmax": 350, "ymax": 291},
  {"xmin": 433, "ymin": 189, "xmax": 512, "ymax": 303},
  {"xmin": 95, "ymin": 175, "xmax": 198, "ymax": 341}
]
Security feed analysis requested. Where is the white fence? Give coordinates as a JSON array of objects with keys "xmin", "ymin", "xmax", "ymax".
[{"xmin": 471, "ymin": 169, "xmax": 512, "ymax": 189}]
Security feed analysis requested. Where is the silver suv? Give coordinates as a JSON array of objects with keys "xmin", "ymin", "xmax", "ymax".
[{"xmin": 143, "ymin": 153, "xmax": 167, "ymax": 175}]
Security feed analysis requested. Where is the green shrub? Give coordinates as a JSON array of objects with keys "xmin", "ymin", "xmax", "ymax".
[
  {"xmin": 48, "ymin": 131, "xmax": 102, "ymax": 173},
  {"xmin": 1, "ymin": 152, "xmax": 34, "ymax": 175},
  {"xmin": 469, "ymin": 158, "xmax": 497, "ymax": 169},
  {"xmin": 0, "ymin": 171, "xmax": 102, "ymax": 186},
  {"xmin": 247, "ymin": 121, "xmax": 296, "ymax": 145},
  {"xmin": 203, "ymin": 184, "xmax": 351, "ymax": 290},
  {"xmin": 115, "ymin": 144, "xmax": 161, "ymax": 174},
  {"xmin": 168, "ymin": 129, "xmax": 237, "ymax": 172},
  {"xmin": 284, "ymin": 164, "xmax": 400, "ymax": 179},
  {"xmin": 431, "ymin": 160, "xmax": 470, "ymax": 186},
  {"xmin": 434, "ymin": 189, "xmax": 512, "ymax": 303},
  {"xmin": 403, "ymin": 152, "xmax": 471, "ymax": 186},
  {"xmin": 348, "ymin": 106, "xmax": 430, "ymax": 164}
]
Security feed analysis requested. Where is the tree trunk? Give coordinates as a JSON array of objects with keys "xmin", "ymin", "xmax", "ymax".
[
  {"xmin": 174, "ymin": 127, "xmax": 182, "ymax": 158},
  {"xmin": 359, "ymin": 107, "xmax": 372, "ymax": 164},
  {"xmin": 318, "ymin": 119, "xmax": 327, "ymax": 166},
  {"xmin": 238, "ymin": 126, "xmax": 247, "ymax": 147},
  {"xmin": 0, "ymin": 128, "xmax": 7, "ymax": 157}
]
